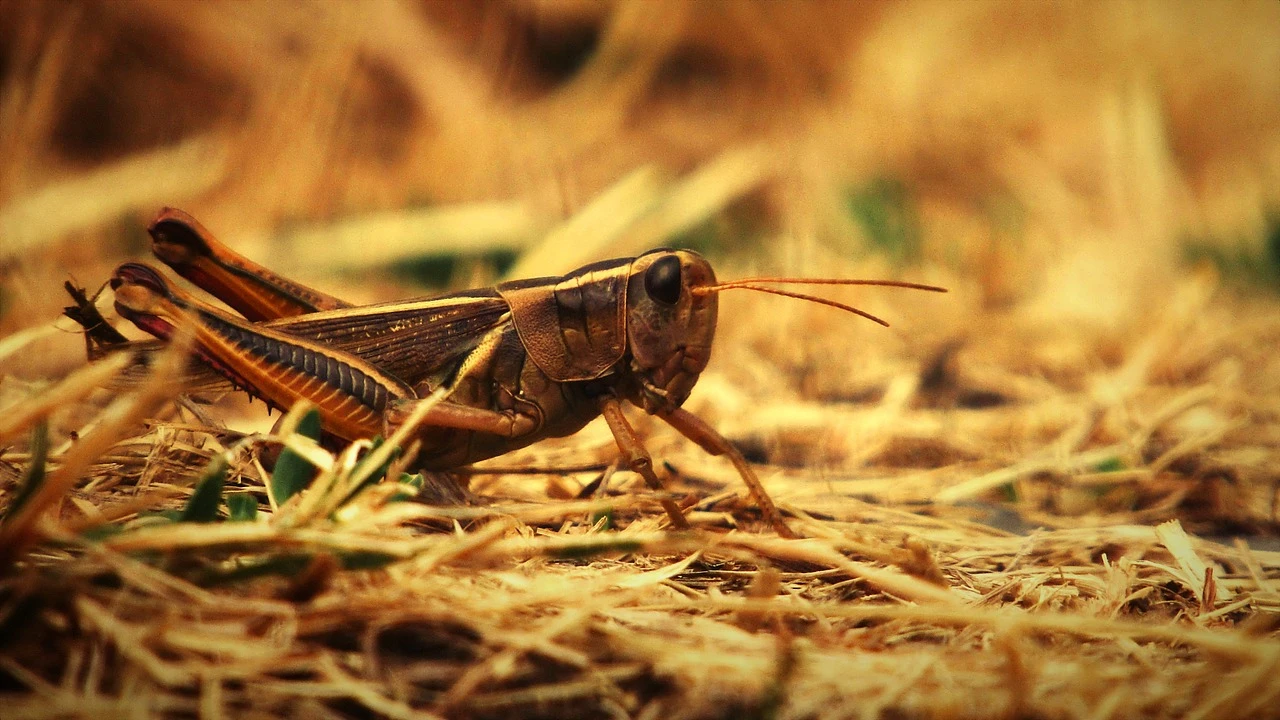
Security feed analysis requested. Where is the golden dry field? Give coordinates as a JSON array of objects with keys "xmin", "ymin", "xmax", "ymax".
[{"xmin": 2, "ymin": 2, "xmax": 1280, "ymax": 718}]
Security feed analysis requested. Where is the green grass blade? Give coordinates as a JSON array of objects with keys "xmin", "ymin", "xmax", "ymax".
[
  {"xmin": 226, "ymin": 492, "xmax": 259, "ymax": 522},
  {"xmin": 2, "ymin": 422, "xmax": 48, "ymax": 524},
  {"xmin": 270, "ymin": 408, "xmax": 323, "ymax": 506},
  {"xmin": 180, "ymin": 457, "xmax": 227, "ymax": 523}
]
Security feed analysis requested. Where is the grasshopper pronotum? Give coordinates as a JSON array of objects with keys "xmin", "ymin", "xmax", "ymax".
[{"xmin": 82, "ymin": 208, "xmax": 945, "ymax": 537}]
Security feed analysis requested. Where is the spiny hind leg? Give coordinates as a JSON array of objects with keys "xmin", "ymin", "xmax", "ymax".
[
  {"xmin": 111, "ymin": 262, "xmax": 407, "ymax": 442},
  {"xmin": 147, "ymin": 208, "xmax": 349, "ymax": 321}
]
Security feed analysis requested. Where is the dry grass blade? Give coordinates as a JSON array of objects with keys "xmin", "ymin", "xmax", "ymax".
[
  {"xmin": 0, "ymin": 135, "xmax": 228, "ymax": 257},
  {"xmin": 0, "ymin": 350, "xmax": 132, "ymax": 446},
  {"xmin": 275, "ymin": 202, "xmax": 537, "ymax": 274},
  {"xmin": 508, "ymin": 166, "xmax": 666, "ymax": 278},
  {"xmin": 0, "ymin": 335, "xmax": 187, "ymax": 568}
]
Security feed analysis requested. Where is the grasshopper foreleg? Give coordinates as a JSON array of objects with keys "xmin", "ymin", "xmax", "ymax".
[
  {"xmin": 599, "ymin": 396, "xmax": 692, "ymax": 531},
  {"xmin": 659, "ymin": 406, "xmax": 796, "ymax": 538}
]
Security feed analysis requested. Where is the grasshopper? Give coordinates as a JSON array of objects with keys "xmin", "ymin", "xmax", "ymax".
[{"xmin": 84, "ymin": 208, "xmax": 944, "ymax": 537}]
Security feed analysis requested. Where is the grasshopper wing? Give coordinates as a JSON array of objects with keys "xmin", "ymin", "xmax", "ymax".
[{"xmin": 264, "ymin": 289, "xmax": 512, "ymax": 386}]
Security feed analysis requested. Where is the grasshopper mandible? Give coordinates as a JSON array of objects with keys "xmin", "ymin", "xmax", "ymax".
[{"xmin": 93, "ymin": 208, "xmax": 945, "ymax": 537}]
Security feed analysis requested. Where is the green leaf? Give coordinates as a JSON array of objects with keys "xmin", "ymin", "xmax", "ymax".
[
  {"xmin": 297, "ymin": 407, "xmax": 323, "ymax": 441},
  {"xmin": 351, "ymin": 436, "xmax": 398, "ymax": 488},
  {"xmin": 1091, "ymin": 457, "xmax": 1126, "ymax": 473},
  {"xmin": 2, "ymin": 422, "xmax": 48, "ymax": 524},
  {"xmin": 339, "ymin": 436, "xmax": 402, "ymax": 507},
  {"xmin": 270, "ymin": 408, "xmax": 323, "ymax": 506},
  {"xmin": 196, "ymin": 549, "xmax": 402, "ymax": 587},
  {"xmin": 1266, "ymin": 212, "xmax": 1280, "ymax": 278},
  {"xmin": 389, "ymin": 249, "xmax": 518, "ymax": 289},
  {"xmin": 79, "ymin": 523, "xmax": 127, "ymax": 542},
  {"xmin": 1182, "ymin": 213, "xmax": 1280, "ymax": 290},
  {"xmin": 385, "ymin": 473, "xmax": 424, "ymax": 503},
  {"xmin": 226, "ymin": 493, "xmax": 259, "ymax": 522},
  {"xmin": 200, "ymin": 553, "xmax": 314, "ymax": 585},
  {"xmin": 1000, "ymin": 482, "xmax": 1018, "ymax": 503},
  {"xmin": 134, "ymin": 510, "xmax": 181, "ymax": 525},
  {"xmin": 668, "ymin": 216, "xmax": 722, "ymax": 257},
  {"xmin": 590, "ymin": 507, "xmax": 615, "ymax": 531},
  {"xmin": 180, "ymin": 457, "xmax": 227, "ymax": 523},
  {"xmin": 846, "ymin": 177, "xmax": 922, "ymax": 265}
]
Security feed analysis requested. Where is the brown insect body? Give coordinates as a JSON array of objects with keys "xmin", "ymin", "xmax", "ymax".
[
  {"xmin": 111, "ymin": 249, "xmax": 718, "ymax": 471},
  {"xmin": 98, "ymin": 208, "xmax": 944, "ymax": 536}
]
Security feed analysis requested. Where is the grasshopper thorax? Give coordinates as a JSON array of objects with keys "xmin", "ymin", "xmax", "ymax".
[{"xmin": 622, "ymin": 249, "xmax": 718, "ymax": 414}]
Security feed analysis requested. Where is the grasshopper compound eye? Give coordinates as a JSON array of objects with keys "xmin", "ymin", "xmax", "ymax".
[{"xmin": 644, "ymin": 254, "xmax": 683, "ymax": 306}]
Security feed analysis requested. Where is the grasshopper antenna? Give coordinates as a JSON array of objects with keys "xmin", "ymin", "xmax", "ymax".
[{"xmin": 693, "ymin": 278, "xmax": 947, "ymax": 327}]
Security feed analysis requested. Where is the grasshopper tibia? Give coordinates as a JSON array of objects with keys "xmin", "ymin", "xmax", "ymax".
[
  {"xmin": 660, "ymin": 407, "xmax": 797, "ymax": 538},
  {"xmin": 599, "ymin": 395, "xmax": 692, "ymax": 531}
]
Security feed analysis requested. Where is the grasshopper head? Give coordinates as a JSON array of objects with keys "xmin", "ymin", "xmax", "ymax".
[
  {"xmin": 620, "ymin": 253, "xmax": 950, "ymax": 414},
  {"xmin": 624, "ymin": 249, "xmax": 718, "ymax": 413}
]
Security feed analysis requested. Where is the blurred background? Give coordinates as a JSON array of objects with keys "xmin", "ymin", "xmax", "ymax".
[
  {"xmin": 1, "ymin": 0, "xmax": 1276, "ymax": 322},
  {"xmin": 1, "ymin": 0, "xmax": 1279, "ymax": 531}
]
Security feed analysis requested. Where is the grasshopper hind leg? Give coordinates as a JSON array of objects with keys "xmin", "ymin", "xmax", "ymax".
[{"xmin": 147, "ymin": 208, "xmax": 349, "ymax": 322}]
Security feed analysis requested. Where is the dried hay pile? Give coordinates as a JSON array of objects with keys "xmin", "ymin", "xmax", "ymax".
[{"xmin": 2, "ymin": 2, "xmax": 1280, "ymax": 718}]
